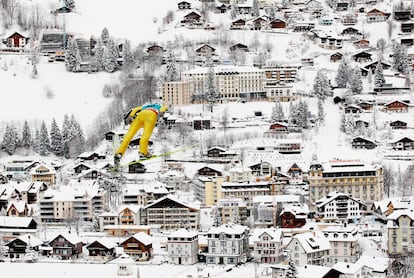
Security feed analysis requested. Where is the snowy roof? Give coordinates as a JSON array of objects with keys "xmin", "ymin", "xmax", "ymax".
[
  {"xmin": 183, "ymin": 65, "xmax": 264, "ymax": 75},
  {"xmin": 87, "ymin": 237, "xmax": 118, "ymax": 249},
  {"xmin": 145, "ymin": 194, "xmax": 199, "ymax": 211},
  {"xmin": 0, "ymin": 216, "xmax": 36, "ymax": 228},
  {"xmin": 49, "ymin": 232, "xmax": 82, "ymax": 245},
  {"xmin": 321, "ymin": 225, "xmax": 359, "ymax": 242},
  {"xmin": 7, "ymin": 200, "xmax": 27, "ymax": 213},
  {"xmin": 387, "ymin": 208, "xmax": 414, "ymax": 221},
  {"xmin": 132, "ymin": 232, "xmax": 153, "ymax": 246},
  {"xmin": 297, "ymin": 265, "xmax": 330, "ymax": 278},
  {"xmin": 280, "ymin": 203, "xmax": 309, "ymax": 218},
  {"xmin": 315, "ymin": 191, "xmax": 365, "ymax": 207},
  {"xmin": 250, "ymin": 228, "xmax": 282, "ymax": 243},
  {"xmin": 289, "ymin": 231, "xmax": 331, "ymax": 253},
  {"xmin": 321, "ymin": 161, "xmax": 380, "ymax": 173},
  {"xmin": 208, "ymin": 223, "xmax": 248, "ymax": 235},
  {"xmin": 118, "ymin": 204, "xmax": 141, "ymax": 214},
  {"xmin": 14, "ymin": 234, "xmax": 43, "ymax": 247},
  {"xmin": 169, "ymin": 228, "xmax": 198, "ymax": 238},
  {"xmin": 252, "ymin": 195, "xmax": 301, "ymax": 204}
]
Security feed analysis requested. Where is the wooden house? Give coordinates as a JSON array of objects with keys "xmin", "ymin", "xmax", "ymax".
[
  {"xmin": 230, "ymin": 19, "xmax": 246, "ymax": 30},
  {"xmin": 6, "ymin": 32, "xmax": 29, "ymax": 48},
  {"xmin": 120, "ymin": 232, "xmax": 153, "ymax": 261},
  {"xmin": 195, "ymin": 44, "xmax": 215, "ymax": 57},
  {"xmin": 357, "ymin": 101, "xmax": 374, "ymax": 111},
  {"xmin": 353, "ymin": 39, "xmax": 370, "ymax": 48},
  {"xmin": 7, "ymin": 200, "xmax": 29, "ymax": 217},
  {"xmin": 344, "ymin": 105, "xmax": 362, "ymax": 114},
  {"xmin": 197, "ymin": 166, "xmax": 223, "ymax": 176},
  {"xmin": 391, "ymin": 137, "xmax": 414, "ymax": 151},
  {"xmin": 73, "ymin": 163, "xmax": 91, "ymax": 174},
  {"xmin": 128, "ymin": 161, "xmax": 146, "ymax": 174},
  {"xmin": 105, "ymin": 130, "xmax": 125, "ymax": 141},
  {"xmin": 342, "ymin": 14, "xmax": 358, "ymax": 25},
  {"xmin": 342, "ymin": 27, "xmax": 360, "ymax": 36},
  {"xmin": 177, "ymin": 1, "xmax": 191, "ymax": 10},
  {"xmin": 6, "ymin": 234, "xmax": 42, "ymax": 259},
  {"xmin": 269, "ymin": 122, "xmax": 289, "ymax": 133},
  {"xmin": 330, "ymin": 52, "xmax": 343, "ymax": 62},
  {"xmin": 385, "ymin": 100, "xmax": 409, "ymax": 112},
  {"xmin": 353, "ymin": 51, "xmax": 372, "ymax": 63},
  {"xmin": 249, "ymin": 161, "xmax": 273, "ymax": 177},
  {"xmin": 146, "ymin": 44, "xmax": 164, "ymax": 54},
  {"xmin": 366, "ymin": 9, "xmax": 390, "ymax": 23},
  {"xmin": 355, "ymin": 120, "xmax": 369, "ymax": 128},
  {"xmin": 78, "ymin": 169, "xmax": 110, "ymax": 180},
  {"xmin": 390, "ymin": 120, "xmax": 407, "ymax": 129},
  {"xmin": 394, "ymin": 10, "xmax": 411, "ymax": 21},
  {"xmin": 352, "ymin": 137, "xmax": 377, "ymax": 149},
  {"xmin": 77, "ymin": 152, "xmax": 106, "ymax": 161},
  {"xmin": 215, "ymin": 4, "xmax": 229, "ymax": 14},
  {"xmin": 401, "ymin": 22, "xmax": 414, "ymax": 33},
  {"xmin": 401, "ymin": 36, "xmax": 414, "ymax": 47},
  {"xmin": 269, "ymin": 19, "xmax": 287, "ymax": 29},
  {"xmin": 364, "ymin": 61, "xmax": 391, "ymax": 71},
  {"xmin": 250, "ymin": 17, "xmax": 267, "ymax": 30},
  {"xmin": 86, "ymin": 238, "xmax": 117, "ymax": 257},
  {"xmin": 49, "ymin": 233, "xmax": 83, "ymax": 259},
  {"xmin": 229, "ymin": 43, "xmax": 249, "ymax": 53},
  {"xmin": 280, "ymin": 209, "xmax": 306, "ymax": 228},
  {"xmin": 182, "ymin": 11, "xmax": 202, "ymax": 25},
  {"xmin": 30, "ymin": 164, "xmax": 55, "ymax": 185}
]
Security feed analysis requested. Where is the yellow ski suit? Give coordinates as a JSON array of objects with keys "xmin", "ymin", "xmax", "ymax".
[{"xmin": 116, "ymin": 103, "xmax": 167, "ymax": 157}]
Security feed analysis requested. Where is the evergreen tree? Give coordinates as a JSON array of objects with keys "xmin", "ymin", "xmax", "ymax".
[
  {"xmin": 335, "ymin": 59, "xmax": 349, "ymax": 88},
  {"xmin": 313, "ymin": 70, "xmax": 330, "ymax": 101},
  {"xmin": 50, "ymin": 118, "xmax": 64, "ymax": 156},
  {"xmin": 270, "ymin": 101, "xmax": 284, "ymax": 122},
  {"xmin": 102, "ymin": 39, "xmax": 118, "ymax": 72},
  {"xmin": 213, "ymin": 207, "xmax": 222, "ymax": 227},
  {"xmin": 374, "ymin": 62, "xmax": 385, "ymax": 87},
  {"xmin": 100, "ymin": 27, "xmax": 110, "ymax": 45},
  {"xmin": 165, "ymin": 48, "xmax": 178, "ymax": 82},
  {"xmin": 230, "ymin": 2, "xmax": 238, "ymax": 19},
  {"xmin": 393, "ymin": 43, "xmax": 409, "ymax": 73},
  {"xmin": 21, "ymin": 121, "xmax": 32, "ymax": 148},
  {"xmin": 204, "ymin": 65, "xmax": 219, "ymax": 113},
  {"xmin": 318, "ymin": 98, "xmax": 325, "ymax": 123},
  {"xmin": 2, "ymin": 125, "xmax": 18, "ymax": 155},
  {"xmin": 122, "ymin": 39, "xmax": 135, "ymax": 71},
  {"xmin": 38, "ymin": 121, "xmax": 50, "ymax": 156},
  {"xmin": 33, "ymin": 129, "xmax": 40, "ymax": 154},
  {"xmin": 251, "ymin": 0, "xmax": 260, "ymax": 17},
  {"xmin": 65, "ymin": 38, "xmax": 81, "ymax": 72},
  {"xmin": 31, "ymin": 64, "xmax": 38, "ymax": 79},
  {"xmin": 68, "ymin": 115, "xmax": 85, "ymax": 158},
  {"xmin": 62, "ymin": 114, "xmax": 72, "ymax": 158},
  {"xmin": 93, "ymin": 39, "xmax": 105, "ymax": 71},
  {"xmin": 349, "ymin": 66, "xmax": 363, "ymax": 94}
]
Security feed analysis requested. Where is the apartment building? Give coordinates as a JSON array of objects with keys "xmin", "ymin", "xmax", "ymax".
[
  {"xmin": 252, "ymin": 228, "xmax": 283, "ymax": 263},
  {"xmin": 162, "ymin": 81, "xmax": 191, "ymax": 106},
  {"xmin": 39, "ymin": 185, "xmax": 106, "ymax": 222},
  {"xmin": 216, "ymin": 198, "xmax": 248, "ymax": 225},
  {"xmin": 193, "ymin": 176, "xmax": 225, "ymax": 206},
  {"xmin": 387, "ymin": 209, "xmax": 414, "ymax": 255},
  {"xmin": 206, "ymin": 223, "xmax": 249, "ymax": 264},
  {"xmin": 221, "ymin": 180, "xmax": 274, "ymax": 208},
  {"xmin": 181, "ymin": 65, "xmax": 265, "ymax": 102},
  {"xmin": 167, "ymin": 228, "xmax": 199, "ymax": 265},
  {"xmin": 286, "ymin": 231, "xmax": 331, "ymax": 266},
  {"xmin": 322, "ymin": 225, "xmax": 361, "ymax": 266},
  {"xmin": 315, "ymin": 191, "xmax": 367, "ymax": 223},
  {"xmin": 308, "ymin": 160, "xmax": 384, "ymax": 207},
  {"xmin": 30, "ymin": 164, "xmax": 56, "ymax": 185}
]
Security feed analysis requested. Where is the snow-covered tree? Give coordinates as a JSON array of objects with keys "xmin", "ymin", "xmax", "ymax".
[
  {"xmin": 251, "ymin": 0, "xmax": 260, "ymax": 17},
  {"xmin": 102, "ymin": 39, "xmax": 118, "ymax": 73},
  {"xmin": 290, "ymin": 101, "xmax": 309, "ymax": 129},
  {"xmin": 318, "ymin": 98, "xmax": 325, "ymax": 123},
  {"xmin": 204, "ymin": 65, "xmax": 219, "ymax": 113},
  {"xmin": 65, "ymin": 38, "xmax": 81, "ymax": 72},
  {"xmin": 376, "ymin": 38, "xmax": 387, "ymax": 55},
  {"xmin": 286, "ymin": 259, "xmax": 298, "ymax": 278},
  {"xmin": 50, "ymin": 118, "xmax": 64, "ymax": 156},
  {"xmin": 374, "ymin": 62, "xmax": 385, "ymax": 87},
  {"xmin": 37, "ymin": 121, "xmax": 50, "ymax": 155},
  {"xmin": 100, "ymin": 27, "xmax": 110, "ymax": 45},
  {"xmin": 212, "ymin": 207, "xmax": 222, "ymax": 227},
  {"xmin": 230, "ymin": 2, "xmax": 238, "ymax": 19},
  {"xmin": 349, "ymin": 66, "xmax": 363, "ymax": 94},
  {"xmin": 62, "ymin": 114, "xmax": 72, "ymax": 158},
  {"xmin": 270, "ymin": 101, "xmax": 285, "ymax": 122},
  {"xmin": 335, "ymin": 59, "xmax": 350, "ymax": 88},
  {"xmin": 93, "ymin": 39, "xmax": 105, "ymax": 71},
  {"xmin": 122, "ymin": 39, "xmax": 135, "ymax": 71},
  {"xmin": 2, "ymin": 125, "xmax": 18, "ymax": 155},
  {"xmin": 31, "ymin": 64, "xmax": 38, "ymax": 79},
  {"xmin": 68, "ymin": 115, "xmax": 85, "ymax": 158},
  {"xmin": 313, "ymin": 70, "xmax": 331, "ymax": 101},
  {"xmin": 165, "ymin": 48, "xmax": 178, "ymax": 82},
  {"xmin": 393, "ymin": 43, "xmax": 409, "ymax": 73},
  {"xmin": 20, "ymin": 120, "xmax": 32, "ymax": 148}
]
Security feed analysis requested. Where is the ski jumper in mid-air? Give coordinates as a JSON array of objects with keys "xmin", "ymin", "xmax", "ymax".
[{"xmin": 114, "ymin": 103, "xmax": 168, "ymax": 166}]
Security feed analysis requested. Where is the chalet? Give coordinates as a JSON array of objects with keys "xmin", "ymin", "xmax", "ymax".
[
  {"xmin": 390, "ymin": 120, "xmax": 407, "ymax": 129},
  {"xmin": 401, "ymin": 22, "xmax": 414, "ymax": 33},
  {"xmin": 394, "ymin": 10, "xmax": 411, "ymax": 21},
  {"xmin": 304, "ymin": 0, "xmax": 323, "ymax": 12},
  {"xmin": 401, "ymin": 36, "xmax": 414, "ymax": 47},
  {"xmin": 6, "ymin": 32, "xmax": 29, "ymax": 48},
  {"xmin": 390, "ymin": 137, "xmax": 414, "ymax": 151},
  {"xmin": 215, "ymin": 4, "xmax": 228, "ymax": 14},
  {"xmin": 252, "ymin": 228, "xmax": 283, "ymax": 264},
  {"xmin": 357, "ymin": 101, "xmax": 373, "ymax": 111},
  {"xmin": 311, "ymin": 30, "xmax": 343, "ymax": 50},
  {"xmin": 77, "ymin": 169, "xmax": 110, "ymax": 180},
  {"xmin": 342, "ymin": 14, "xmax": 358, "ymax": 25},
  {"xmin": 177, "ymin": 1, "xmax": 191, "ymax": 10},
  {"xmin": 292, "ymin": 22, "xmax": 315, "ymax": 32},
  {"xmin": 344, "ymin": 105, "xmax": 362, "ymax": 114},
  {"xmin": 145, "ymin": 195, "xmax": 199, "ymax": 230},
  {"xmin": 385, "ymin": 100, "xmax": 409, "ymax": 112},
  {"xmin": 280, "ymin": 204, "xmax": 307, "ymax": 228},
  {"xmin": 146, "ymin": 44, "xmax": 164, "ymax": 54},
  {"xmin": 341, "ymin": 27, "xmax": 360, "ymax": 36},
  {"xmin": 128, "ymin": 161, "xmax": 146, "ymax": 174},
  {"xmin": 73, "ymin": 163, "xmax": 91, "ymax": 174},
  {"xmin": 330, "ymin": 52, "xmax": 343, "ymax": 62},
  {"xmin": 230, "ymin": 19, "xmax": 246, "ymax": 30},
  {"xmin": 7, "ymin": 200, "xmax": 29, "ymax": 217},
  {"xmin": 197, "ymin": 166, "xmax": 223, "ymax": 176},
  {"xmin": 6, "ymin": 234, "xmax": 42, "ymax": 259},
  {"xmin": 269, "ymin": 122, "xmax": 289, "ymax": 132},
  {"xmin": 49, "ymin": 233, "xmax": 83, "ymax": 259},
  {"xmin": 229, "ymin": 43, "xmax": 249, "ymax": 53},
  {"xmin": 236, "ymin": 3, "xmax": 252, "ymax": 15},
  {"xmin": 182, "ymin": 11, "xmax": 202, "ymax": 25},
  {"xmin": 250, "ymin": 17, "xmax": 267, "ymax": 30},
  {"xmin": 355, "ymin": 120, "xmax": 369, "ymax": 128},
  {"xmin": 353, "ymin": 51, "xmax": 372, "ymax": 63},
  {"xmin": 86, "ymin": 238, "xmax": 117, "ymax": 257},
  {"xmin": 366, "ymin": 9, "xmax": 390, "ymax": 23},
  {"xmin": 364, "ymin": 60, "xmax": 391, "ymax": 71},
  {"xmin": 195, "ymin": 44, "xmax": 215, "ymax": 57},
  {"xmin": 105, "ymin": 130, "xmax": 125, "ymax": 141},
  {"xmin": 330, "ymin": 0, "xmax": 348, "ymax": 11},
  {"xmin": 353, "ymin": 39, "xmax": 370, "ymax": 48},
  {"xmin": 77, "ymin": 151, "xmax": 106, "ymax": 161},
  {"xmin": 269, "ymin": 19, "xmax": 287, "ymax": 29},
  {"xmin": 249, "ymin": 161, "xmax": 273, "ymax": 177},
  {"xmin": 286, "ymin": 231, "xmax": 330, "ymax": 266},
  {"xmin": 30, "ymin": 164, "xmax": 56, "ymax": 185},
  {"xmin": 206, "ymin": 146, "xmax": 236, "ymax": 158},
  {"xmin": 352, "ymin": 137, "xmax": 377, "ymax": 149},
  {"xmin": 287, "ymin": 163, "xmax": 304, "ymax": 184}
]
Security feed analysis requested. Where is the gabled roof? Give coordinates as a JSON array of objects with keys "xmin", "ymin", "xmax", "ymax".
[
  {"xmin": 208, "ymin": 223, "xmax": 248, "ymax": 235},
  {"xmin": 7, "ymin": 200, "xmax": 27, "ymax": 213},
  {"xmin": 0, "ymin": 216, "xmax": 36, "ymax": 228},
  {"xmin": 145, "ymin": 195, "xmax": 199, "ymax": 211},
  {"xmin": 289, "ymin": 231, "xmax": 331, "ymax": 253},
  {"xmin": 50, "ymin": 232, "xmax": 82, "ymax": 245},
  {"xmin": 121, "ymin": 232, "xmax": 152, "ymax": 246},
  {"xmin": 86, "ymin": 237, "xmax": 117, "ymax": 249}
]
